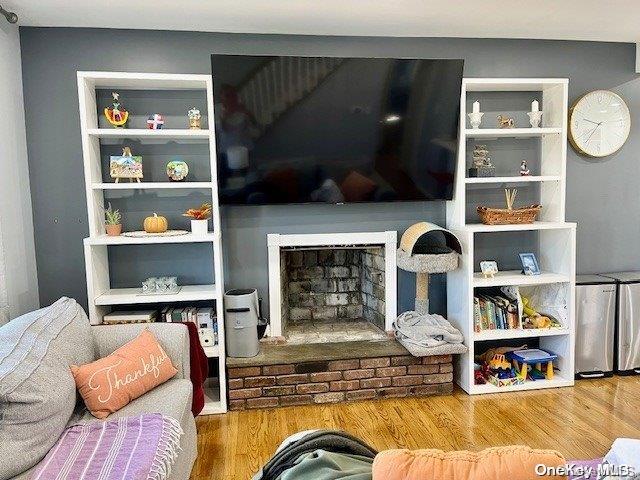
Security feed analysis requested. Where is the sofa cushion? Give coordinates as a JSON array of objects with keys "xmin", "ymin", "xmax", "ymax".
[
  {"xmin": 71, "ymin": 329, "xmax": 178, "ymax": 419},
  {"xmin": 0, "ymin": 298, "xmax": 95, "ymax": 480}
]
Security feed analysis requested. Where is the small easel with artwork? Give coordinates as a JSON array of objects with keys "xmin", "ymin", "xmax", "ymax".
[{"xmin": 110, "ymin": 147, "xmax": 143, "ymax": 183}]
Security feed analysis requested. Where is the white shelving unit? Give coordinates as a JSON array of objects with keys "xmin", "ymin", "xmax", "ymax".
[
  {"xmin": 446, "ymin": 78, "xmax": 576, "ymax": 395},
  {"xmin": 77, "ymin": 71, "xmax": 227, "ymax": 414}
]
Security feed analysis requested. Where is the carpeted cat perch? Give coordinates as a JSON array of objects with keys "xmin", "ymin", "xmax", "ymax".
[{"xmin": 394, "ymin": 222, "xmax": 467, "ymax": 356}]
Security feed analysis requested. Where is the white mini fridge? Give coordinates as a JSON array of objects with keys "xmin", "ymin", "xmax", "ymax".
[
  {"xmin": 575, "ymin": 275, "xmax": 616, "ymax": 378},
  {"xmin": 600, "ymin": 272, "xmax": 640, "ymax": 375}
]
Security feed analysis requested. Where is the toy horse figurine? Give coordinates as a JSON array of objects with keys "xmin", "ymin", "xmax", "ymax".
[{"xmin": 497, "ymin": 114, "xmax": 515, "ymax": 129}]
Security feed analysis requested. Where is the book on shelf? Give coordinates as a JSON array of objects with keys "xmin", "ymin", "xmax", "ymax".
[{"xmin": 474, "ymin": 288, "xmax": 520, "ymax": 332}]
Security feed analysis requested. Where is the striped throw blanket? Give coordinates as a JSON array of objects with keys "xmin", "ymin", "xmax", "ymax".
[{"xmin": 31, "ymin": 413, "xmax": 183, "ymax": 480}]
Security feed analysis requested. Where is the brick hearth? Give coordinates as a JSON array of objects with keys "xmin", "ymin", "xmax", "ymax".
[{"xmin": 226, "ymin": 340, "xmax": 453, "ymax": 410}]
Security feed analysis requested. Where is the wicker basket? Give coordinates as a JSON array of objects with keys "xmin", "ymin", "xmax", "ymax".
[{"xmin": 477, "ymin": 204, "xmax": 542, "ymax": 225}]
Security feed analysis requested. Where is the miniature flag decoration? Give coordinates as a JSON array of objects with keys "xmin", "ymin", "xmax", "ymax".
[{"xmin": 147, "ymin": 114, "xmax": 165, "ymax": 130}]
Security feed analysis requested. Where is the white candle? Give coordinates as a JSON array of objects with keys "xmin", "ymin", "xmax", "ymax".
[
  {"xmin": 531, "ymin": 100, "xmax": 539, "ymax": 112},
  {"xmin": 473, "ymin": 101, "xmax": 480, "ymax": 114}
]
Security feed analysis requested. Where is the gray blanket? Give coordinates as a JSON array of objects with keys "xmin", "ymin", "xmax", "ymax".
[{"xmin": 393, "ymin": 311, "xmax": 468, "ymax": 357}]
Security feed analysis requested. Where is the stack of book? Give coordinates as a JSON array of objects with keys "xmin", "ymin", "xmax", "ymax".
[{"xmin": 473, "ymin": 289, "xmax": 521, "ymax": 332}]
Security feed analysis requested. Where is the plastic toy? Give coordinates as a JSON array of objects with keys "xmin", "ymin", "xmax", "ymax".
[{"xmin": 507, "ymin": 349, "xmax": 557, "ymax": 382}]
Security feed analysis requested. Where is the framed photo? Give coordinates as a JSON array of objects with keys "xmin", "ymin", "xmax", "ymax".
[
  {"xmin": 479, "ymin": 261, "xmax": 499, "ymax": 278},
  {"xmin": 519, "ymin": 253, "xmax": 541, "ymax": 276},
  {"xmin": 110, "ymin": 147, "xmax": 143, "ymax": 182}
]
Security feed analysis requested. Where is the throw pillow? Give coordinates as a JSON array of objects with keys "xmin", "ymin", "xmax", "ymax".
[{"xmin": 71, "ymin": 329, "xmax": 177, "ymax": 419}]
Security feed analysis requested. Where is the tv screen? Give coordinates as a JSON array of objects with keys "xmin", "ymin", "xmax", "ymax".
[{"xmin": 211, "ymin": 55, "xmax": 463, "ymax": 205}]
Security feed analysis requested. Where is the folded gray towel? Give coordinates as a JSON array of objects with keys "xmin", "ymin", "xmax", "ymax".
[{"xmin": 393, "ymin": 311, "xmax": 468, "ymax": 357}]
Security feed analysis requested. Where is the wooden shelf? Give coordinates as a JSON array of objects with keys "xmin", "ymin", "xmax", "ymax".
[
  {"xmin": 464, "ymin": 78, "xmax": 568, "ymax": 92},
  {"xmin": 79, "ymin": 71, "xmax": 209, "ymax": 90},
  {"xmin": 464, "ymin": 127, "xmax": 562, "ymax": 138},
  {"xmin": 203, "ymin": 344, "xmax": 221, "ymax": 358},
  {"xmin": 84, "ymin": 232, "xmax": 217, "ymax": 245},
  {"xmin": 470, "ymin": 375, "xmax": 573, "ymax": 394},
  {"xmin": 95, "ymin": 284, "xmax": 218, "ymax": 306},
  {"xmin": 473, "ymin": 270, "xmax": 570, "ymax": 287},
  {"xmin": 466, "ymin": 221, "xmax": 575, "ymax": 233},
  {"xmin": 92, "ymin": 182, "xmax": 214, "ymax": 190},
  {"xmin": 87, "ymin": 128, "xmax": 211, "ymax": 140},
  {"xmin": 465, "ymin": 176, "xmax": 561, "ymax": 185},
  {"xmin": 474, "ymin": 328, "xmax": 571, "ymax": 341},
  {"xmin": 201, "ymin": 384, "xmax": 224, "ymax": 415}
]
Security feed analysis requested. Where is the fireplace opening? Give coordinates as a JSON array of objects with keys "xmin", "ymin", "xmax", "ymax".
[{"xmin": 280, "ymin": 246, "xmax": 387, "ymax": 344}]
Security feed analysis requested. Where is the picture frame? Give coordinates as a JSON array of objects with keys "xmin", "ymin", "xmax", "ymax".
[
  {"xmin": 519, "ymin": 253, "xmax": 541, "ymax": 276},
  {"xmin": 110, "ymin": 147, "xmax": 143, "ymax": 183},
  {"xmin": 479, "ymin": 261, "xmax": 499, "ymax": 278}
]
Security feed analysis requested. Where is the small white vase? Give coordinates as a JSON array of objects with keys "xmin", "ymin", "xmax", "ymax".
[
  {"xmin": 468, "ymin": 112, "xmax": 484, "ymax": 129},
  {"xmin": 190, "ymin": 219, "xmax": 209, "ymax": 235}
]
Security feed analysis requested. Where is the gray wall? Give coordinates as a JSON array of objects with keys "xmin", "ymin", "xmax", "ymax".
[{"xmin": 19, "ymin": 28, "xmax": 640, "ymax": 318}]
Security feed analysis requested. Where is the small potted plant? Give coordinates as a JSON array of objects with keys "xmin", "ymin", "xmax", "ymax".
[
  {"xmin": 105, "ymin": 203, "xmax": 122, "ymax": 236},
  {"xmin": 183, "ymin": 203, "xmax": 212, "ymax": 235}
]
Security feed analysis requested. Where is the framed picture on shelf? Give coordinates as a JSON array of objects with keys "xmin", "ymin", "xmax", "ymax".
[
  {"xmin": 519, "ymin": 253, "xmax": 541, "ymax": 276},
  {"xmin": 479, "ymin": 261, "xmax": 499, "ymax": 278}
]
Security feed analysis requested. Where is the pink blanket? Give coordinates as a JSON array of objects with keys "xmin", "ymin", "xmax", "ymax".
[{"xmin": 31, "ymin": 413, "xmax": 182, "ymax": 480}]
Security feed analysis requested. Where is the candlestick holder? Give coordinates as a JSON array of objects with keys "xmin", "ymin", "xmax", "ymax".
[
  {"xmin": 468, "ymin": 112, "xmax": 484, "ymax": 129},
  {"xmin": 527, "ymin": 111, "xmax": 543, "ymax": 128}
]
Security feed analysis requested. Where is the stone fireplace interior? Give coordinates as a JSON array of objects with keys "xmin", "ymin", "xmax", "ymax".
[{"xmin": 280, "ymin": 246, "xmax": 387, "ymax": 344}]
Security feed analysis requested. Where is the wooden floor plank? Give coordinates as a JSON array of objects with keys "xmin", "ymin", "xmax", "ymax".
[{"xmin": 191, "ymin": 377, "xmax": 640, "ymax": 479}]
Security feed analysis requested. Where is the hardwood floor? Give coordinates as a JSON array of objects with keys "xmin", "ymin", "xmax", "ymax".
[{"xmin": 191, "ymin": 376, "xmax": 640, "ymax": 479}]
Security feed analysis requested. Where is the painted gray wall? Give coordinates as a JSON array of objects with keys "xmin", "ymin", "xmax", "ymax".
[{"xmin": 19, "ymin": 28, "xmax": 639, "ymax": 319}]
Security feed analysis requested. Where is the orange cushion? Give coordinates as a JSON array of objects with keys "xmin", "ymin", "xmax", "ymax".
[
  {"xmin": 373, "ymin": 446, "xmax": 567, "ymax": 480},
  {"xmin": 71, "ymin": 329, "xmax": 177, "ymax": 419}
]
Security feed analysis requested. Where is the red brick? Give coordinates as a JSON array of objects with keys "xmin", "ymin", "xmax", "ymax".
[
  {"xmin": 276, "ymin": 373, "xmax": 309, "ymax": 385},
  {"xmin": 228, "ymin": 366, "xmax": 261, "ymax": 378},
  {"xmin": 296, "ymin": 383, "xmax": 330, "ymax": 394},
  {"xmin": 360, "ymin": 357, "xmax": 390, "ymax": 369},
  {"xmin": 328, "ymin": 359, "xmax": 359, "ymax": 371},
  {"xmin": 246, "ymin": 397, "xmax": 279, "ymax": 409},
  {"xmin": 329, "ymin": 380, "xmax": 360, "ymax": 391},
  {"xmin": 263, "ymin": 385, "xmax": 296, "ymax": 396},
  {"xmin": 228, "ymin": 399, "xmax": 246, "ymax": 410},
  {"xmin": 314, "ymin": 392, "xmax": 345, "ymax": 403},
  {"xmin": 423, "ymin": 373, "xmax": 454, "ymax": 384},
  {"xmin": 423, "ymin": 354, "xmax": 452, "ymax": 365},
  {"xmin": 280, "ymin": 395, "xmax": 313, "ymax": 406},
  {"xmin": 228, "ymin": 378, "xmax": 244, "ymax": 389},
  {"xmin": 407, "ymin": 364, "xmax": 439, "ymax": 375},
  {"xmin": 409, "ymin": 383, "xmax": 453, "ymax": 396},
  {"xmin": 376, "ymin": 366, "xmax": 407, "ymax": 377},
  {"xmin": 391, "ymin": 356, "xmax": 422, "ymax": 366},
  {"xmin": 392, "ymin": 375, "xmax": 423, "ymax": 387},
  {"xmin": 346, "ymin": 389, "xmax": 377, "ymax": 401},
  {"xmin": 244, "ymin": 376, "xmax": 276, "ymax": 388},
  {"xmin": 263, "ymin": 364, "xmax": 295, "ymax": 375},
  {"xmin": 377, "ymin": 386, "xmax": 408, "ymax": 398},
  {"xmin": 360, "ymin": 377, "xmax": 391, "ymax": 389},
  {"xmin": 440, "ymin": 363, "xmax": 454, "ymax": 373},
  {"xmin": 228, "ymin": 387, "xmax": 262, "ymax": 400},
  {"xmin": 343, "ymin": 369, "xmax": 374, "ymax": 380},
  {"xmin": 309, "ymin": 371, "xmax": 342, "ymax": 382}
]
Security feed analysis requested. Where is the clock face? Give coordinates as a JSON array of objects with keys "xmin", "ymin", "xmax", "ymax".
[{"xmin": 569, "ymin": 90, "xmax": 630, "ymax": 157}]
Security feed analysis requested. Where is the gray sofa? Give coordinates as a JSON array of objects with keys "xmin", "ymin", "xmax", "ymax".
[{"xmin": 0, "ymin": 297, "xmax": 197, "ymax": 480}]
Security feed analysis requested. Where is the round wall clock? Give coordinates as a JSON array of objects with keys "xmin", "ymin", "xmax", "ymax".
[{"xmin": 569, "ymin": 90, "xmax": 631, "ymax": 157}]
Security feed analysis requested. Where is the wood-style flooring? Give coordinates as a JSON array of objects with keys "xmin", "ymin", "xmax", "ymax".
[{"xmin": 191, "ymin": 376, "xmax": 640, "ymax": 479}]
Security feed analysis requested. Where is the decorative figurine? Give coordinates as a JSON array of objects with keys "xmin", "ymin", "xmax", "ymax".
[
  {"xmin": 469, "ymin": 145, "xmax": 495, "ymax": 177},
  {"xmin": 520, "ymin": 160, "xmax": 530, "ymax": 176},
  {"xmin": 166, "ymin": 160, "xmax": 189, "ymax": 181},
  {"xmin": 104, "ymin": 92, "xmax": 129, "ymax": 128},
  {"xmin": 147, "ymin": 114, "xmax": 165, "ymax": 130},
  {"xmin": 527, "ymin": 100, "xmax": 543, "ymax": 128},
  {"xmin": 188, "ymin": 107, "xmax": 202, "ymax": 129},
  {"xmin": 110, "ymin": 146, "xmax": 143, "ymax": 183},
  {"xmin": 468, "ymin": 100, "xmax": 484, "ymax": 129},
  {"xmin": 480, "ymin": 261, "xmax": 499, "ymax": 278},
  {"xmin": 497, "ymin": 114, "xmax": 515, "ymax": 129}
]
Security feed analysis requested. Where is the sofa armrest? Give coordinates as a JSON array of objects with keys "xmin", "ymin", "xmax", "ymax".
[{"xmin": 91, "ymin": 323, "xmax": 191, "ymax": 380}]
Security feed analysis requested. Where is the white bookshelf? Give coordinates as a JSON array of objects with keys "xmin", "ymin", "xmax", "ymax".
[
  {"xmin": 77, "ymin": 71, "xmax": 227, "ymax": 414},
  {"xmin": 446, "ymin": 78, "xmax": 576, "ymax": 395}
]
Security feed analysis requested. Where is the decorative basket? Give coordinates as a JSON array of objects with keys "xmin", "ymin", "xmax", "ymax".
[
  {"xmin": 477, "ymin": 204, "xmax": 542, "ymax": 225},
  {"xmin": 477, "ymin": 188, "xmax": 541, "ymax": 225}
]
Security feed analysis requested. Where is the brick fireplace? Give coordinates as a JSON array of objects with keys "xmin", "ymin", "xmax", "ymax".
[{"xmin": 267, "ymin": 232, "xmax": 397, "ymax": 343}]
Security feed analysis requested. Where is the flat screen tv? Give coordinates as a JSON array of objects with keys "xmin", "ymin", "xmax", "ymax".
[{"xmin": 211, "ymin": 55, "xmax": 463, "ymax": 205}]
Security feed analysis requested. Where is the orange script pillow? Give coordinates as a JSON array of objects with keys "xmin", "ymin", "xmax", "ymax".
[{"xmin": 71, "ymin": 329, "xmax": 178, "ymax": 418}]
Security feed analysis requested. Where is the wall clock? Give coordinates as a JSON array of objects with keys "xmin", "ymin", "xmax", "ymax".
[{"xmin": 568, "ymin": 90, "xmax": 630, "ymax": 157}]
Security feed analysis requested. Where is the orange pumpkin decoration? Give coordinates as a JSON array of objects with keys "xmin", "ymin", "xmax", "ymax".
[{"xmin": 143, "ymin": 213, "xmax": 168, "ymax": 233}]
